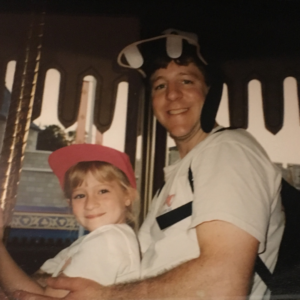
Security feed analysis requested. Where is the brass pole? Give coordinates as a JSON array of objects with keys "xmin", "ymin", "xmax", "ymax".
[{"xmin": 0, "ymin": 12, "xmax": 45, "ymax": 229}]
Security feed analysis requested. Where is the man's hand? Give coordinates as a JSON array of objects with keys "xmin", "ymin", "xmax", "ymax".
[{"xmin": 13, "ymin": 277, "xmax": 106, "ymax": 300}]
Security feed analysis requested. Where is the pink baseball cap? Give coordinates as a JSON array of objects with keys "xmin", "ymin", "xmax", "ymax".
[{"xmin": 48, "ymin": 144, "xmax": 136, "ymax": 189}]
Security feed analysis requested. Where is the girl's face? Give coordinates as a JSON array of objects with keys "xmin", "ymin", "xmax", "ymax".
[{"xmin": 69, "ymin": 171, "xmax": 131, "ymax": 232}]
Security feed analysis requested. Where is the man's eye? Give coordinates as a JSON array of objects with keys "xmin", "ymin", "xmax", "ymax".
[
  {"xmin": 182, "ymin": 79, "xmax": 193, "ymax": 85},
  {"xmin": 73, "ymin": 194, "xmax": 85, "ymax": 200},
  {"xmin": 99, "ymin": 189, "xmax": 109, "ymax": 194},
  {"xmin": 153, "ymin": 83, "xmax": 166, "ymax": 91}
]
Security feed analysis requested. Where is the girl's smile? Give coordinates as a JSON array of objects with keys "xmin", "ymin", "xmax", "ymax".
[{"xmin": 70, "ymin": 172, "xmax": 131, "ymax": 232}]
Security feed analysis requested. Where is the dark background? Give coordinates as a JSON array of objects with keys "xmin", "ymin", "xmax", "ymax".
[{"xmin": 0, "ymin": 0, "xmax": 300, "ymax": 63}]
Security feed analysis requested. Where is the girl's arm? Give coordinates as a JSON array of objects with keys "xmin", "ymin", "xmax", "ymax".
[
  {"xmin": 0, "ymin": 208, "xmax": 69, "ymax": 298},
  {"xmin": 0, "ymin": 240, "xmax": 46, "ymax": 295},
  {"xmin": 0, "ymin": 207, "xmax": 44, "ymax": 295}
]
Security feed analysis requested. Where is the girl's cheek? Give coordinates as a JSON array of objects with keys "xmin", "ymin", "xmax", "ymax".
[{"xmin": 72, "ymin": 202, "xmax": 82, "ymax": 210}]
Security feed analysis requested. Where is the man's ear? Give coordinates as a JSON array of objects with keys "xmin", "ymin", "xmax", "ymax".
[{"xmin": 66, "ymin": 199, "xmax": 71, "ymax": 207}]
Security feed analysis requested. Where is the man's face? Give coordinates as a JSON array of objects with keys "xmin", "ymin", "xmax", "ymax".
[{"xmin": 150, "ymin": 61, "xmax": 208, "ymax": 142}]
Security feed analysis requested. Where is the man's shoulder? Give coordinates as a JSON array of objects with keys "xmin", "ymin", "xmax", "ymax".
[
  {"xmin": 211, "ymin": 127, "xmax": 254, "ymax": 141},
  {"xmin": 189, "ymin": 126, "xmax": 272, "ymax": 168},
  {"xmin": 203, "ymin": 127, "xmax": 264, "ymax": 151}
]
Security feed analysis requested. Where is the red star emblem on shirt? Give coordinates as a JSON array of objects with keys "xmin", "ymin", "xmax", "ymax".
[{"xmin": 165, "ymin": 194, "xmax": 175, "ymax": 207}]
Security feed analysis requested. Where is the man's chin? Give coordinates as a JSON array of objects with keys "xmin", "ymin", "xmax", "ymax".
[{"xmin": 169, "ymin": 129, "xmax": 195, "ymax": 141}]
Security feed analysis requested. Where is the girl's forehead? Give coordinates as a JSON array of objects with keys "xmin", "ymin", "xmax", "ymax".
[{"xmin": 75, "ymin": 175, "xmax": 121, "ymax": 188}]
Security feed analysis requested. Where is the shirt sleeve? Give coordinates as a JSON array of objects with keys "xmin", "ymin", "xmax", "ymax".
[
  {"xmin": 40, "ymin": 246, "xmax": 70, "ymax": 275},
  {"xmin": 62, "ymin": 227, "xmax": 134, "ymax": 285},
  {"xmin": 190, "ymin": 138, "xmax": 278, "ymax": 253}
]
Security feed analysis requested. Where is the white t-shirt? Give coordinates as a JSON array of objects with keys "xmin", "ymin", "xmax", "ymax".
[
  {"xmin": 138, "ymin": 127, "xmax": 284, "ymax": 300},
  {"xmin": 41, "ymin": 224, "xmax": 140, "ymax": 285}
]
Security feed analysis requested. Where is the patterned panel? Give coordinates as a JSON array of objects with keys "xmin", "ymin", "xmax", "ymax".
[{"xmin": 11, "ymin": 212, "xmax": 79, "ymax": 230}]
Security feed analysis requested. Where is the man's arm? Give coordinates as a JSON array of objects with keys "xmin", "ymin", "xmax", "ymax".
[
  {"xmin": 14, "ymin": 219, "xmax": 259, "ymax": 300},
  {"xmin": 122, "ymin": 220, "xmax": 258, "ymax": 299}
]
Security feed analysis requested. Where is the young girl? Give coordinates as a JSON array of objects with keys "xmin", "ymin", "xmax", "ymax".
[{"xmin": 0, "ymin": 144, "xmax": 140, "ymax": 298}]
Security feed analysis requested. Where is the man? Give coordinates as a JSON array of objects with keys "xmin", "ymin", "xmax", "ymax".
[{"xmin": 15, "ymin": 29, "xmax": 284, "ymax": 300}]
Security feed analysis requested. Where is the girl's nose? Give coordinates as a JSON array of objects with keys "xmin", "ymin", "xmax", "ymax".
[{"xmin": 84, "ymin": 195, "xmax": 98, "ymax": 210}]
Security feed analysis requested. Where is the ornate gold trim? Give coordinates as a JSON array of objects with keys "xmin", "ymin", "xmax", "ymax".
[{"xmin": 11, "ymin": 212, "xmax": 79, "ymax": 230}]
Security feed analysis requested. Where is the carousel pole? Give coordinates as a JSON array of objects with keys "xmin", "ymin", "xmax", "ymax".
[{"xmin": 0, "ymin": 10, "xmax": 45, "ymax": 236}]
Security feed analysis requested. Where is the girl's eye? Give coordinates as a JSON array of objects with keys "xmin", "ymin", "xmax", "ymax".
[
  {"xmin": 73, "ymin": 193, "xmax": 85, "ymax": 200},
  {"xmin": 99, "ymin": 189, "xmax": 109, "ymax": 194}
]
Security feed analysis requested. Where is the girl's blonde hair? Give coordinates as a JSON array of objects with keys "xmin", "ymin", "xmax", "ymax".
[{"xmin": 64, "ymin": 161, "xmax": 139, "ymax": 230}]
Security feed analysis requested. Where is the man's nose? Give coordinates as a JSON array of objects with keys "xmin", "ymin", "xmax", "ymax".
[{"xmin": 166, "ymin": 83, "xmax": 182, "ymax": 101}]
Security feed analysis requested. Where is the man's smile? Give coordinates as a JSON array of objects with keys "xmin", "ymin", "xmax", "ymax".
[{"xmin": 168, "ymin": 108, "xmax": 188, "ymax": 115}]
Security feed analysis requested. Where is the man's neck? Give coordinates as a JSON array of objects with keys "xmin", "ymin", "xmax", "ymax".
[
  {"xmin": 176, "ymin": 123, "xmax": 218, "ymax": 158},
  {"xmin": 175, "ymin": 131, "xmax": 208, "ymax": 158}
]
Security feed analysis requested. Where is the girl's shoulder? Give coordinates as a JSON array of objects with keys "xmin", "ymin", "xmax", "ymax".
[{"xmin": 83, "ymin": 224, "xmax": 137, "ymax": 245}]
